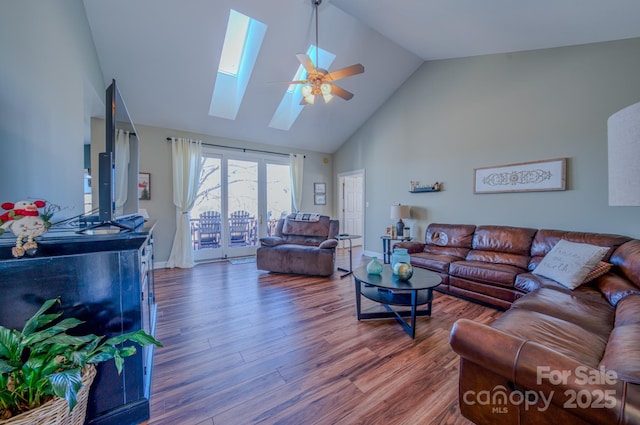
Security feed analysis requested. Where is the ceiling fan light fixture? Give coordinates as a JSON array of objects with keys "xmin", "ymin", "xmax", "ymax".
[
  {"xmin": 301, "ymin": 85, "xmax": 316, "ymax": 104},
  {"xmin": 289, "ymin": 0, "xmax": 363, "ymax": 106},
  {"xmin": 321, "ymin": 83, "xmax": 333, "ymax": 103}
]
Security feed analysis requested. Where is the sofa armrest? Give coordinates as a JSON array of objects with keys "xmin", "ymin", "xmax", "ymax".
[
  {"xmin": 450, "ymin": 319, "xmax": 635, "ymax": 424},
  {"xmin": 259, "ymin": 236, "xmax": 286, "ymax": 247},
  {"xmin": 393, "ymin": 241, "xmax": 426, "ymax": 254},
  {"xmin": 319, "ymin": 239, "xmax": 338, "ymax": 249}
]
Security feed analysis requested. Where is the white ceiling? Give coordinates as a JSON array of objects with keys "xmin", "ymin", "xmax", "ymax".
[{"xmin": 83, "ymin": 0, "xmax": 640, "ymax": 153}]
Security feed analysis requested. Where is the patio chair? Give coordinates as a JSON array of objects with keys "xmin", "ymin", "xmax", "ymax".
[
  {"xmin": 199, "ymin": 211, "xmax": 221, "ymax": 248},
  {"xmin": 229, "ymin": 210, "xmax": 251, "ymax": 245}
]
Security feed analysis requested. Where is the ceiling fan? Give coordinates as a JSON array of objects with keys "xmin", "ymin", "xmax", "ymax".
[{"xmin": 288, "ymin": 0, "xmax": 365, "ymax": 105}]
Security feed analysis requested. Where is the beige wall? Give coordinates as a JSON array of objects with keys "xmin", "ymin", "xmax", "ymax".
[
  {"xmin": 133, "ymin": 124, "xmax": 334, "ymax": 263},
  {"xmin": 334, "ymin": 38, "xmax": 640, "ymax": 256}
]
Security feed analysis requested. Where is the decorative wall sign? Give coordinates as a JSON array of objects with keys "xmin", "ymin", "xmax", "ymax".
[
  {"xmin": 474, "ymin": 158, "xmax": 566, "ymax": 194},
  {"xmin": 138, "ymin": 172, "xmax": 151, "ymax": 200}
]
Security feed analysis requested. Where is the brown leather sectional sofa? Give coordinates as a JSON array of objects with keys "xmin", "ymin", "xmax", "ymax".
[
  {"xmin": 256, "ymin": 214, "xmax": 339, "ymax": 276},
  {"xmin": 398, "ymin": 223, "xmax": 640, "ymax": 424}
]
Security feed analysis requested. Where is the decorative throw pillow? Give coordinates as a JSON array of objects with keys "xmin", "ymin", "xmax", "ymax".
[
  {"xmin": 288, "ymin": 212, "xmax": 321, "ymax": 222},
  {"xmin": 582, "ymin": 261, "xmax": 612, "ymax": 284},
  {"xmin": 532, "ymin": 240, "xmax": 609, "ymax": 289}
]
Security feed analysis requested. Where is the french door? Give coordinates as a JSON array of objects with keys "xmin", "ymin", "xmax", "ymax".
[{"xmin": 191, "ymin": 149, "xmax": 291, "ymax": 261}]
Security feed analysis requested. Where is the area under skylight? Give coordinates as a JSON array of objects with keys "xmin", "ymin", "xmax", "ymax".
[
  {"xmin": 269, "ymin": 45, "xmax": 336, "ymax": 131},
  {"xmin": 209, "ymin": 9, "xmax": 267, "ymax": 120}
]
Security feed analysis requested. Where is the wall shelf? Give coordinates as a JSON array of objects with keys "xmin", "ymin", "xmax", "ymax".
[{"xmin": 409, "ymin": 187, "xmax": 440, "ymax": 193}]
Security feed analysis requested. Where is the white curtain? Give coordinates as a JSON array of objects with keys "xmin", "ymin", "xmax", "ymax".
[
  {"xmin": 166, "ymin": 138, "xmax": 203, "ymax": 268},
  {"xmin": 290, "ymin": 153, "xmax": 304, "ymax": 212},
  {"xmin": 114, "ymin": 129, "xmax": 130, "ymax": 217}
]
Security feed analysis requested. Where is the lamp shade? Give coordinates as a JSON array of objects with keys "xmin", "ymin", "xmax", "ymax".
[
  {"xmin": 608, "ymin": 101, "xmax": 640, "ymax": 206},
  {"xmin": 390, "ymin": 204, "xmax": 410, "ymax": 220}
]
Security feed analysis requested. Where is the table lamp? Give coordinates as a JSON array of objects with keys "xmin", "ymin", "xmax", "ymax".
[
  {"xmin": 608, "ymin": 101, "xmax": 640, "ymax": 206},
  {"xmin": 390, "ymin": 204, "xmax": 410, "ymax": 238}
]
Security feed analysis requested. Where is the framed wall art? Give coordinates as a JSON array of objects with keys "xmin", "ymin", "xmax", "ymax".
[
  {"xmin": 138, "ymin": 172, "xmax": 151, "ymax": 200},
  {"xmin": 313, "ymin": 182, "xmax": 326, "ymax": 205},
  {"xmin": 474, "ymin": 158, "xmax": 567, "ymax": 194}
]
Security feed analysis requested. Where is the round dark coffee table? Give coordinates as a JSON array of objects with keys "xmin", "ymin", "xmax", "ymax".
[{"xmin": 352, "ymin": 264, "xmax": 441, "ymax": 338}]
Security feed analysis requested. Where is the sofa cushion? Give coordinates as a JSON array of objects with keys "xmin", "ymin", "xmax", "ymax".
[
  {"xmin": 610, "ymin": 239, "xmax": 640, "ymax": 288},
  {"xmin": 282, "ymin": 215, "xmax": 331, "ymax": 238},
  {"xmin": 465, "ymin": 250, "xmax": 530, "ymax": 270},
  {"xmin": 491, "ymin": 309, "xmax": 608, "ymax": 367},
  {"xmin": 318, "ymin": 239, "xmax": 337, "ymax": 249},
  {"xmin": 532, "ymin": 240, "xmax": 609, "ymax": 289},
  {"xmin": 426, "ymin": 223, "xmax": 476, "ymax": 248},
  {"xmin": 449, "ymin": 260, "xmax": 525, "ymax": 287},
  {"xmin": 410, "ymin": 252, "xmax": 461, "ymax": 273},
  {"xmin": 472, "ymin": 225, "xmax": 537, "ymax": 255},
  {"xmin": 510, "ymin": 287, "xmax": 614, "ymax": 336},
  {"xmin": 259, "ymin": 236, "xmax": 286, "ymax": 247},
  {"xmin": 614, "ymin": 294, "xmax": 640, "ymax": 327},
  {"xmin": 515, "ymin": 272, "xmax": 572, "ymax": 293},
  {"xmin": 528, "ymin": 229, "xmax": 630, "ymax": 271},
  {"xmin": 599, "ymin": 323, "xmax": 640, "ymax": 384}
]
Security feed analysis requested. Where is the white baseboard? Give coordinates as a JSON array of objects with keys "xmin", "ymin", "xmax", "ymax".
[
  {"xmin": 154, "ymin": 261, "xmax": 167, "ymax": 269},
  {"xmin": 362, "ymin": 250, "xmax": 384, "ymax": 259}
]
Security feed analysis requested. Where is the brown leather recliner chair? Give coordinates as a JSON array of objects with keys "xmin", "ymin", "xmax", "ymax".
[{"xmin": 256, "ymin": 214, "xmax": 339, "ymax": 276}]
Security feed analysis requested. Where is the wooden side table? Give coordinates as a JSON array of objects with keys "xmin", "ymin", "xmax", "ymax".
[{"xmin": 380, "ymin": 235, "xmax": 412, "ymax": 263}]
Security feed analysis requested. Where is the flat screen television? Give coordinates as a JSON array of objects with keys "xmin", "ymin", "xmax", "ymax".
[{"xmin": 81, "ymin": 79, "xmax": 140, "ymax": 233}]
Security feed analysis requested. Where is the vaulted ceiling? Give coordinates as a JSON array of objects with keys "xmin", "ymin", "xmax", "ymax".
[{"xmin": 83, "ymin": 0, "xmax": 640, "ymax": 153}]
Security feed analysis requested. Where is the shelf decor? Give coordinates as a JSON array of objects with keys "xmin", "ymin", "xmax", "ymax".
[
  {"xmin": 474, "ymin": 158, "xmax": 567, "ymax": 194},
  {"xmin": 410, "ymin": 181, "xmax": 440, "ymax": 193}
]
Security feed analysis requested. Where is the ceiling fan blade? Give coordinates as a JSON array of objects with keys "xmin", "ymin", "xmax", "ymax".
[
  {"xmin": 330, "ymin": 84, "xmax": 354, "ymax": 101},
  {"xmin": 296, "ymin": 53, "xmax": 317, "ymax": 74},
  {"xmin": 269, "ymin": 80, "xmax": 308, "ymax": 85},
  {"xmin": 326, "ymin": 64, "xmax": 364, "ymax": 82}
]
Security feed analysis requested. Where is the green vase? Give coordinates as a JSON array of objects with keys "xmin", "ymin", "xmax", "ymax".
[{"xmin": 366, "ymin": 256, "xmax": 383, "ymax": 275}]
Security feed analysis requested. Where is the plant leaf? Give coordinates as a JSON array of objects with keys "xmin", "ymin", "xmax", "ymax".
[
  {"xmin": 87, "ymin": 345, "xmax": 117, "ymax": 364},
  {"xmin": 22, "ymin": 318, "xmax": 85, "ymax": 346},
  {"xmin": 0, "ymin": 359, "xmax": 17, "ymax": 373},
  {"xmin": 0, "ymin": 327, "xmax": 20, "ymax": 360},
  {"xmin": 49, "ymin": 368, "xmax": 82, "ymax": 412},
  {"xmin": 105, "ymin": 329, "xmax": 163, "ymax": 347},
  {"xmin": 22, "ymin": 299, "xmax": 60, "ymax": 336}
]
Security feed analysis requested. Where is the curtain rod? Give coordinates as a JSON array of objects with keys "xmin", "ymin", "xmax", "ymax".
[{"xmin": 165, "ymin": 137, "xmax": 304, "ymax": 157}]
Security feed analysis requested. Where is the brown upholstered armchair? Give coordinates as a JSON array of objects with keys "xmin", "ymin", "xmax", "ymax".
[{"xmin": 256, "ymin": 213, "xmax": 339, "ymax": 276}]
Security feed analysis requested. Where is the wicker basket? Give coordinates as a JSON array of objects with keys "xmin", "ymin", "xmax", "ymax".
[{"xmin": 0, "ymin": 365, "xmax": 97, "ymax": 425}]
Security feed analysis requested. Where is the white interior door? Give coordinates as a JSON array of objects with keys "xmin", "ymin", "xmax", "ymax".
[{"xmin": 340, "ymin": 171, "xmax": 364, "ymax": 247}]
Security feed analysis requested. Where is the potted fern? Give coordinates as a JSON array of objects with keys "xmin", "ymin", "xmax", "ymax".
[{"xmin": 0, "ymin": 298, "xmax": 162, "ymax": 424}]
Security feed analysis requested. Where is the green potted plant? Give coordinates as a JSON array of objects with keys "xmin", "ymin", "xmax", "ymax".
[{"xmin": 0, "ymin": 298, "xmax": 162, "ymax": 424}]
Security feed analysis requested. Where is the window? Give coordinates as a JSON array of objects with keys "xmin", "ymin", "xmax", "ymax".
[{"xmin": 209, "ymin": 10, "xmax": 267, "ymax": 120}]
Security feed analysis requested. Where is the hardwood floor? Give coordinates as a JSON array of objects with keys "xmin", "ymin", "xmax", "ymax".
[{"xmin": 145, "ymin": 248, "xmax": 501, "ymax": 425}]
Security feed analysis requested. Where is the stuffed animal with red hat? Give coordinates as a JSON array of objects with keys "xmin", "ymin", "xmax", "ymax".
[{"xmin": 0, "ymin": 199, "xmax": 48, "ymax": 258}]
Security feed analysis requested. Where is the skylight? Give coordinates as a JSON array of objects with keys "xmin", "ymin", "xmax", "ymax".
[
  {"xmin": 269, "ymin": 45, "xmax": 336, "ymax": 131},
  {"xmin": 218, "ymin": 10, "xmax": 250, "ymax": 76},
  {"xmin": 209, "ymin": 9, "xmax": 267, "ymax": 120}
]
